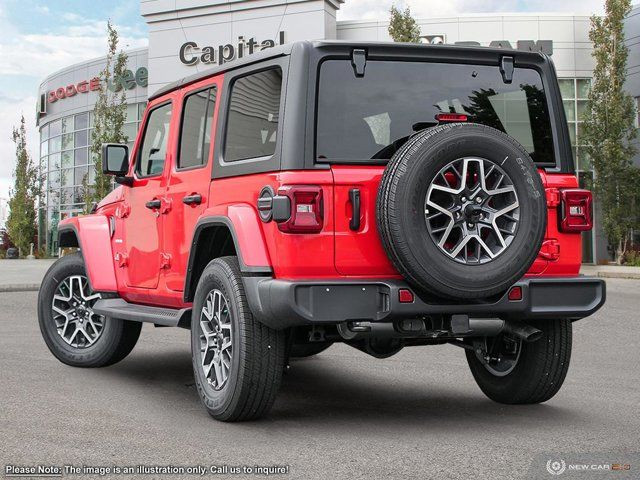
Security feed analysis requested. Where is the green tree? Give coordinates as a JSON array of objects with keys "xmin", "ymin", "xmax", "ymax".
[
  {"xmin": 582, "ymin": 0, "xmax": 640, "ymax": 263},
  {"xmin": 85, "ymin": 20, "xmax": 129, "ymax": 212},
  {"xmin": 388, "ymin": 5, "xmax": 421, "ymax": 43},
  {"xmin": 7, "ymin": 115, "xmax": 39, "ymax": 256}
]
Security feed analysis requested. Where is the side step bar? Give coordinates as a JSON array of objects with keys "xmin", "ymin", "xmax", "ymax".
[{"xmin": 93, "ymin": 298, "xmax": 191, "ymax": 328}]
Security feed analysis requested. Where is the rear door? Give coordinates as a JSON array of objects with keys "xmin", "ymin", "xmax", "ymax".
[{"xmin": 163, "ymin": 82, "xmax": 219, "ymax": 292}]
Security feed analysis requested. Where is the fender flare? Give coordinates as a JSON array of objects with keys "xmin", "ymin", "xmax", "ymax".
[
  {"xmin": 184, "ymin": 205, "xmax": 272, "ymax": 302},
  {"xmin": 57, "ymin": 216, "xmax": 117, "ymax": 292}
]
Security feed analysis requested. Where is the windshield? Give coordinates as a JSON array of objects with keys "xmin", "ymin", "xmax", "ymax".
[{"xmin": 316, "ymin": 60, "xmax": 555, "ymax": 165}]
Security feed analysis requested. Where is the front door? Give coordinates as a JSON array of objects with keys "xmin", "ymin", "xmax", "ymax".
[
  {"xmin": 163, "ymin": 83, "xmax": 219, "ymax": 292},
  {"xmin": 123, "ymin": 101, "xmax": 173, "ymax": 289}
]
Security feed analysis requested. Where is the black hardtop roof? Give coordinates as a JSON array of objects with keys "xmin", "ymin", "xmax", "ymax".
[{"xmin": 149, "ymin": 40, "xmax": 549, "ymax": 101}]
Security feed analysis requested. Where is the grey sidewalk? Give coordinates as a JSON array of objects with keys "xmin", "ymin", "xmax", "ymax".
[
  {"xmin": 1, "ymin": 258, "xmax": 639, "ymax": 292},
  {"xmin": 580, "ymin": 264, "xmax": 640, "ymax": 280},
  {"xmin": 0, "ymin": 259, "xmax": 56, "ymax": 292}
]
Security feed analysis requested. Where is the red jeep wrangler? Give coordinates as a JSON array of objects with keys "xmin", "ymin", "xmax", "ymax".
[{"xmin": 38, "ymin": 41, "xmax": 605, "ymax": 422}]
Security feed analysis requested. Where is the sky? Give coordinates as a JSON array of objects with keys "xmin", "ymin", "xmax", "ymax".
[{"xmin": 0, "ymin": 0, "xmax": 607, "ymax": 200}]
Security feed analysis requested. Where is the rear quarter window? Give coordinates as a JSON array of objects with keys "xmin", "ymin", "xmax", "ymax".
[
  {"xmin": 316, "ymin": 60, "xmax": 555, "ymax": 166},
  {"xmin": 224, "ymin": 68, "xmax": 282, "ymax": 162}
]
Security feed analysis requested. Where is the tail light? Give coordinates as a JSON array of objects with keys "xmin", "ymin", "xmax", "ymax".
[
  {"xmin": 436, "ymin": 113, "xmax": 468, "ymax": 122},
  {"xmin": 560, "ymin": 189, "xmax": 593, "ymax": 232},
  {"xmin": 277, "ymin": 185, "xmax": 324, "ymax": 233}
]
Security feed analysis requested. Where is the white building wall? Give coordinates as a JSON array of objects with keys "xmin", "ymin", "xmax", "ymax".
[
  {"xmin": 337, "ymin": 14, "xmax": 594, "ymax": 79},
  {"xmin": 142, "ymin": 0, "xmax": 344, "ymax": 93}
]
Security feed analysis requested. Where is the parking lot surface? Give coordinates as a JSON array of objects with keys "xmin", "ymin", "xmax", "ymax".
[{"xmin": 1, "ymin": 280, "xmax": 638, "ymax": 479}]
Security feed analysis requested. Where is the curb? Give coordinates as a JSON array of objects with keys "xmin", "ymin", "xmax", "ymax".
[
  {"xmin": 596, "ymin": 271, "xmax": 640, "ymax": 280},
  {"xmin": 0, "ymin": 284, "xmax": 41, "ymax": 293}
]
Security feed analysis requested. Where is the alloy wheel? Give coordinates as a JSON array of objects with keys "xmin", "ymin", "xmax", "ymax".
[
  {"xmin": 51, "ymin": 275, "xmax": 103, "ymax": 348},
  {"xmin": 424, "ymin": 157, "xmax": 520, "ymax": 264},
  {"xmin": 199, "ymin": 289, "xmax": 233, "ymax": 390}
]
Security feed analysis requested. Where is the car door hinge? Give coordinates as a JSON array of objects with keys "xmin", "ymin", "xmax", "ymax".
[
  {"xmin": 351, "ymin": 48, "xmax": 367, "ymax": 77},
  {"xmin": 546, "ymin": 188, "xmax": 560, "ymax": 207},
  {"xmin": 539, "ymin": 238, "xmax": 560, "ymax": 261},
  {"xmin": 500, "ymin": 55, "xmax": 514, "ymax": 84},
  {"xmin": 160, "ymin": 253, "xmax": 172, "ymax": 269},
  {"xmin": 160, "ymin": 197, "xmax": 172, "ymax": 215},
  {"xmin": 114, "ymin": 252, "xmax": 128, "ymax": 268},
  {"xmin": 115, "ymin": 202, "xmax": 131, "ymax": 219}
]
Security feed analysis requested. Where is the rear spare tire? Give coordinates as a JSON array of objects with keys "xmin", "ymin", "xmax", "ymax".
[{"xmin": 377, "ymin": 123, "xmax": 546, "ymax": 299}]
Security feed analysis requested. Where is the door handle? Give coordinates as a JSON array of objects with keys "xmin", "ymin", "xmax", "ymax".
[
  {"xmin": 145, "ymin": 199, "xmax": 162, "ymax": 210},
  {"xmin": 349, "ymin": 188, "xmax": 361, "ymax": 231},
  {"xmin": 182, "ymin": 193, "xmax": 202, "ymax": 206}
]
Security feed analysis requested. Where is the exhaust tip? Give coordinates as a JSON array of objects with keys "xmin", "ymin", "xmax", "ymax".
[
  {"xmin": 503, "ymin": 321, "xmax": 543, "ymax": 343},
  {"xmin": 524, "ymin": 330, "xmax": 543, "ymax": 343}
]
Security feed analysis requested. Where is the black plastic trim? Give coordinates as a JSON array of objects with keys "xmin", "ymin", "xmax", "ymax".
[
  {"xmin": 57, "ymin": 224, "xmax": 100, "ymax": 292},
  {"xmin": 183, "ymin": 216, "xmax": 272, "ymax": 302},
  {"xmin": 93, "ymin": 298, "xmax": 191, "ymax": 328},
  {"xmin": 57, "ymin": 224, "xmax": 79, "ymax": 249},
  {"xmin": 244, "ymin": 276, "xmax": 606, "ymax": 330},
  {"xmin": 349, "ymin": 188, "xmax": 361, "ymax": 231}
]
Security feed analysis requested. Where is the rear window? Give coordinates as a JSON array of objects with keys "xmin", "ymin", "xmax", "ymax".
[{"xmin": 316, "ymin": 60, "xmax": 555, "ymax": 165}]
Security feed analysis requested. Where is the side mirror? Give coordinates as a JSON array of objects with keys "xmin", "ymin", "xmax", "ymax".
[
  {"xmin": 102, "ymin": 143, "xmax": 129, "ymax": 176},
  {"xmin": 102, "ymin": 143, "xmax": 133, "ymax": 186}
]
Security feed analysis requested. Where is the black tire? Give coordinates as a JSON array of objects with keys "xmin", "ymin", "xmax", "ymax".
[
  {"xmin": 465, "ymin": 319, "xmax": 572, "ymax": 404},
  {"xmin": 191, "ymin": 256, "xmax": 286, "ymax": 422},
  {"xmin": 377, "ymin": 123, "xmax": 546, "ymax": 299},
  {"xmin": 289, "ymin": 342, "xmax": 332, "ymax": 358},
  {"xmin": 38, "ymin": 252, "xmax": 142, "ymax": 368}
]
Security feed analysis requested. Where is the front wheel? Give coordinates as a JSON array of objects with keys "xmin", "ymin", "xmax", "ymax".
[
  {"xmin": 465, "ymin": 319, "xmax": 572, "ymax": 404},
  {"xmin": 191, "ymin": 256, "xmax": 286, "ymax": 422},
  {"xmin": 37, "ymin": 252, "xmax": 142, "ymax": 368}
]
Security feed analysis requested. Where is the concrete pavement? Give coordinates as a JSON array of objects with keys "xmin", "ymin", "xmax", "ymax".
[
  {"xmin": 0, "ymin": 259, "xmax": 55, "ymax": 292},
  {"xmin": 0, "ymin": 258, "xmax": 639, "ymax": 293},
  {"xmin": 0, "ymin": 279, "xmax": 638, "ymax": 479}
]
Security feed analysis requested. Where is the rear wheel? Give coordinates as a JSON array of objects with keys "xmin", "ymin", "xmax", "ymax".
[
  {"xmin": 191, "ymin": 256, "xmax": 286, "ymax": 422},
  {"xmin": 465, "ymin": 319, "xmax": 572, "ymax": 404},
  {"xmin": 37, "ymin": 252, "xmax": 142, "ymax": 368}
]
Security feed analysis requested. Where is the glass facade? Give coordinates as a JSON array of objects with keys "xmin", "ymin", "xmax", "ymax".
[
  {"xmin": 559, "ymin": 78, "xmax": 595, "ymax": 263},
  {"xmin": 40, "ymin": 103, "xmax": 146, "ymax": 255}
]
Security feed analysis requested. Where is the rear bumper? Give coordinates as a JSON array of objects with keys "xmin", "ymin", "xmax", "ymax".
[{"xmin": 244, "ymin": 276, "xmax": 606, "ymax": 330}]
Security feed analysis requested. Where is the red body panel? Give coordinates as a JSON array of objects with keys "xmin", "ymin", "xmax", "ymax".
[
  {"xmin": 59, "ymin": 215, "xmax": 117, "ymax": 292},
  {"xmin": 535, "ymin": 171, "xmax": 582, "ymax": 277},
  {"xmin": 207, "ymin": 171, "xmax": 335, "ymax": 279},
  {"xmin": 333, "ymin": 165, "xmax": 399, "ymax": 276}
]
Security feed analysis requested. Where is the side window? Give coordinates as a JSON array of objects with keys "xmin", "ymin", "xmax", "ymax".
[
  {"xmin": 178, "ymin": 87, "xmax": 216, "ymax": 169},
  {"xmin": 136, "ymin": 102, "xmax": 172, "ymax": 177},
  {"xmin": 225, "ymin": 68, "xmax": 282, "ymax": 162}
]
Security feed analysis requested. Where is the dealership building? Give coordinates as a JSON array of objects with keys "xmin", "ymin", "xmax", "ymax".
[{"xmin": 36, "ymin": 0, "xmax": 640, "ymax": 262}]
